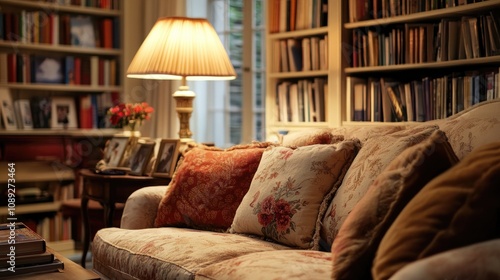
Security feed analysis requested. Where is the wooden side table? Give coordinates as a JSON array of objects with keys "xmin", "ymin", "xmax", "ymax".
[{"xmin": 79, "ymin": 169, "xmax": 169, "ymax": 267}]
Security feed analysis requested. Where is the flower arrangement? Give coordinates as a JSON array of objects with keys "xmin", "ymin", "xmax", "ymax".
[{"xmin": 108, "ymin": 102, "xmax": 154, "ymax": 131}]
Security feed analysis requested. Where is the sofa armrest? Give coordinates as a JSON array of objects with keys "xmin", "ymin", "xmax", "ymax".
[{"xmin": 120, "ymin": 185, "xmax": 168, "ymax": 229}]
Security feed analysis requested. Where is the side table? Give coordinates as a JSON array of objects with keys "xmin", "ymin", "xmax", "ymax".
[{"xmin": 79, "ymin": 169, "xmax": 169, "ymax": 267}]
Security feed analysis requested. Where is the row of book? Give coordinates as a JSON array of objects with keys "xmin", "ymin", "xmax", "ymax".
[
  {"xmin": 0, "ymin": 222, "xmax": 65, "ymax": 276},
  {"xmin": 268, "ymin": 0, "xmax": 328, "ymax": 33},
  {"xmin": 0, "ymin": 89, "xmax": 119, "ymax": 130},
  {"xmin": 347, "ymin": 69, "xmax": 500, "ymax": 122},
  {"xmin": 349, "ymin": 0, "xmax": 485, "ymax": 22},
  {"xmin": 0, "ymin": 11, "xmax": 120, "ymax": 49},
  {"xmin": 350, "ymin": 13, "xmax": 500, "ymax": 67},
  {"xmin": 272, "ymin": 35, "xmax": 328, "ymax": 73},
  {"xmin": 275, "ymin": 78, "xmax": 327, "ymax": 123},
  {"xmin": 0, "ymin": 53, "xmax": 120, "ymax": 86},
  {"xmin": 46, "ymin": 0, "xmax": 120, "ymax": 10}
]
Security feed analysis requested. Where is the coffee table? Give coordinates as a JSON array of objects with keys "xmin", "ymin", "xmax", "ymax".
[{"xmin": 7, "ymin": 247, "xmax": 100, "ymax": 279}]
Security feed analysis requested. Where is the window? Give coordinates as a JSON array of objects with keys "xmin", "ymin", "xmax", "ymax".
[{"xmin": 187, "ymin": 0, "xmax": 265, "ymax": 147}]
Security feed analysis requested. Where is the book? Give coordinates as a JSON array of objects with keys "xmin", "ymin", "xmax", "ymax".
[
  {"xmin": 0, "ymin": 223, "xmax": 46, "ymax": 256},
  {"xmin": 0, "ymin": 258, "xmax": 63, "ymax": 277},
  {"xmin": 0, "ymin": 251, "xmax": 53, "ymax": 268}
]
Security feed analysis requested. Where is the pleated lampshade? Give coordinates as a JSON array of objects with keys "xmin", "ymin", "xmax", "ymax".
[{"xmin": 127, "ymin": 17, "xmax": 236, "ymax": 80}]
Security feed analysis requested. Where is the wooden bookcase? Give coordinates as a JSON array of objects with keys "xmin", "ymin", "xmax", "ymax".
[
  {"xmin": 343, "ymin": 0, "xmax": 500, "ymax": 124},
  {"xmin": 265, "ymin": 0, "xmax": 344, "ymax": 139},
  {"xmin": 0, "ymin": 0, "xmax": 125, "ymax": 249},
  {"xmin": 0, "ymin": 0, "xmax": 123, "ymax": 130},
  {"xmin": 265, "ymin": 0, "xmax": 500, "ymax": 138}
]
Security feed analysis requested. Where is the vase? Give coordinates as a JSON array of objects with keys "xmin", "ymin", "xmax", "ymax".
[{"xmin": 122, "ymin": 120, "xmax": 142, "ymax": 137}]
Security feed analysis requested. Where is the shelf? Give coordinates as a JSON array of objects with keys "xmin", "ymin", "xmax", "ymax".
[
  {"xmin": 345, "ymin": 55, "xmax": 500, "ymax": 74},
  {"xmin": 268, "ymin": 70, "xmax": 329, "ymax": 79},
  {"xmin": 268, "ymin": 26, "xmax": 329, "ymax": 39},
  {"xmin": 0, "ymin": 41, "xmax": 122, "ymax": 56},
  {"xmin": 1, "ymin": 83, "xmax": 122, "ymax": 92},
  {"xmin": 344, "ymin": 0, "xmax": 500, "ymax": 29},
  {"xmin": 0, "ymin": 0, "xmax": 121, "ymax": 17},
  {"xmin": 0, "ymin": 201, "xmax": 61, "ymax": 215},
  {"xmin": 0, "ymin": 128, "xmax": 119, "ymax": 136}
]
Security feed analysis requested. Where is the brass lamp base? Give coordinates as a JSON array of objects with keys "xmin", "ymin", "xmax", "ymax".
[{"xmin": 172, "ymin": 86, "xmax": 195, "ymax": 142}]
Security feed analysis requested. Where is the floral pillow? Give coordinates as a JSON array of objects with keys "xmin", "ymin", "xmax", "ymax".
[
  {"xmin": 330, "ymin": 130, "xmax": 459, "ymax": 280},
  {"xmin": 320, "ymin": 125, "xmax": 440, "ymax": 246},
  {"xmin": 230, "ymin": 139, "xmax": 361, "ymax": 249},
  {"xmin": 154, "ymin": 142, "xmax": 274, "ymax": 231}
]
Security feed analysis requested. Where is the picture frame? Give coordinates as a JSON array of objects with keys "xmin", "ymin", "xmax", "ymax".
[
  {"xmin": 51, "ymin": 97, "xmax": 78, "ymax": 129},
  {"xmin": 0, "ymin": 87, "xmax": 17, "ymax": 130},
  {"xmin": 104, "ymin": 136, "xmax": 130, "ymax": 168},
  {"xmin": 152, "ymin": 139, "xmax": 180, "ymax": 178},
  {"xmin": 129, "ymin": 140, "xmax": 156, "ymax": 176},
  {"xmin": 14, "ymin": 99, "xmax": 33, "ymax": 130}
]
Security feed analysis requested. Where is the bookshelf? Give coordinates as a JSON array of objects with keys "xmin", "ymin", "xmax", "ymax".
[
  {"xmin": 0, "ymin": 0, "xmax": 123, "ymax": 131},
  {"xmin": 0, "ymin": 0, "xmax": 126, "ymax": 249},
  {"xmin": 265, "ymin": 0, "xmax": 344, "ymax": 139},
  {"xmin": 343, "ymin": 0, "xmax": 500, "ymax": 124},
  {"xmin": 265, "ymin": 0, "xmax": 500, "ymax": 138}
]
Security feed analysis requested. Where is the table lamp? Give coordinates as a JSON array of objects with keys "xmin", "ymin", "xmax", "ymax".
[{"xmin": 127, "ymin": 17, "xmax": 236, "ymax": 142}]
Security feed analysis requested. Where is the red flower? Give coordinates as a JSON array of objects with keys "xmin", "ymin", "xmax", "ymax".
[
  {"xmin": 107, "ymin": 102, "xmax": 154, "ymax": 129},
  {"xmin": 274, "ymin": 199, "xmax": 292, "ymax": 232},
  {"xmin": 258, "ymin": 213, "xmax": 274, "ymax": 226},
  {"xmin": 260, "ymin": 196, "xmax": 275, "ymax": 214}
]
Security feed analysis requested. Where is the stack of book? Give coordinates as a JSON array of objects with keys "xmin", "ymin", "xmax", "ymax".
[{"xmin": 0, "ymin": 222, "xmax": 64, "ymax": 277}]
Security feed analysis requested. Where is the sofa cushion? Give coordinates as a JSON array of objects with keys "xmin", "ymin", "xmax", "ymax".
[
  {"xmin": 389, "ymin": 239, "xmax": 500, "ymax": 280},
  {"xmin": 155, "ymin": 142, "xmax": 273, "ymax": 231},
  {"xmin": 281, "ymin": 128, "xmax": 344, "ymax": 146},
  {"xmin": 93, "ymin": 227, "xmax": 290, "ymax": 280},
  {"xmin": 321, "ymin": 125, "xmax": 439, "ymax": 246},
  {"xmin": 230, "ymin": 140, "xmax": 361, "ymax": 249},
  {"xmin": 372, "ymin": 141, "xmax": 500, "ymax": 280},
  {"xmin": 330, "ymin": 130, "xmax": 458, "ymax": 280},
  {"xmin": 195, "ymin": 250, "xmax": 332, "ymax": 280}
]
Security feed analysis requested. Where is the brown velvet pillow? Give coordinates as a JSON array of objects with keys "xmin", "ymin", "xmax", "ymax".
[
  {"xmin": 372, "ymin": 141, "xmax": 500, "ymax": 280},
  {"xmin": 330, "ymin": 130, "xmax": 458, "ymax": 280}
]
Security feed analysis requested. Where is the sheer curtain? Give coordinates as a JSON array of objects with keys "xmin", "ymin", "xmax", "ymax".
[{"xmin": 123, "ymin": 0, "xmax": 187, "ymax": 139}]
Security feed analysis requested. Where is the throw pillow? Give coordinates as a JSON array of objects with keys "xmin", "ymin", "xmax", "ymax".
[
  {"xmin": 321, "ymin": 125, "xmax": 439, "ymax": 246},
  {"xmin": 230, "ymin": 139, "xmax": 361, "ymax": 249},
  {"xmin": 281, "ymin": 128, "xmax": 344, "ymax": 147},
  {"xmin": 154, "ymin": 142, "xmax": 274, "ymax": 231},
  {"xmin": 372, "ymin": 141, "xmax": 500, "ymax": 280},
  {"xmin": 330, "ymin": 130, "xmax": 459, "ymax": 280}
]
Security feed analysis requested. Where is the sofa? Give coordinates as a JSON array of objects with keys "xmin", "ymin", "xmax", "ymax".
[{"xmin": 92, "ymin": 99, "xmax": 500, "ymax": 280}]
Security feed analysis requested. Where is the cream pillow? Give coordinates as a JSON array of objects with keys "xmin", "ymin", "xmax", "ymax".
[{"xmin": 230, "ymin": 140, "xmax": 361, "ymax": 249}]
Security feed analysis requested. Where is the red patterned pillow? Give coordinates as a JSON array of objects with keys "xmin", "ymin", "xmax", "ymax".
[{"xmin": 154, "ymin": 142, "xmax": 274, "ymax": 231}]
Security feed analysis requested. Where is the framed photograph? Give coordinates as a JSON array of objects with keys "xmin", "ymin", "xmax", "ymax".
[
  {"xmin": 152, "ymin": 139, "xmax": 180, "ymax": 178},
  {"xmin": 51, "ymin": 97, "xmax": 78, "ymax": 129},
  {"xmin": 14, "ymin": 99, "xmax": 33, "ymax": 129},
  {"xmin": 129, "ymin": 141, "xmax": 156, "ymax": 176},
  {"xmin": 104, "ymin": 136, "xmax": 130, "ymax": 168},
  {"xmin": 0, "ymin": 87, "xmax": 17, "ymax": 130}
]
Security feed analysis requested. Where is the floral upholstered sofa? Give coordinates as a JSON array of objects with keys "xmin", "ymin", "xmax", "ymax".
[{"xmin": 92, "ymin": 99, "xmax": 500, "ymax": 280}]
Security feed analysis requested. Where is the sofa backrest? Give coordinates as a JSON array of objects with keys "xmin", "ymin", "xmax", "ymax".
[{"xmin": 427, "ymin": 99, "xmax": 500, "ymax": 160}]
